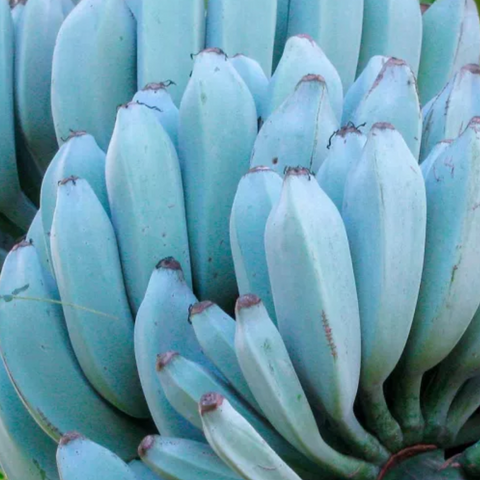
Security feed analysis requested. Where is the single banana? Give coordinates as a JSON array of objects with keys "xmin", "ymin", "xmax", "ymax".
[
  {"xmin": 178, "ymin": 48, "xmax": 257, "ymax": 311},
  {"xmin": 418, "ymin": 0, "xmax": 480, "ymax": 105},
  {"xmin": 234, "ymin": 295, "xmax": 378, "ymax": 480},
  {"xmin": 263, "ymin": 35, "xmax": 343, "ymax": 122},
  {"xmin": 51, "ymin": 0, "xmax": 136, "ymax": 151},
  {"xmin": 346, "ymin": 57, "xmax": 422, "ymax": 159},
  {"xmin": 265, "ymin": 167, "xmax": 389, "ymax": 464},
  {"xmin": 342, "ymin": 123, "xmax": 426, "ymax": 451},
  {"xmin": 125, "ymin": 0, "xmax": 205, "ymax": 106},
  {"xmin": 199, "ymin": 393, "xmax": 303, "ymax": 480},
  {"xmin": 134, "ymin": 258, "xmax": 207, "ymax": 441},
  {"xmin": 128, "ymin": 459, "xmax": 163, "ymax": 480},
  {"xmin": 250, "ymin": 74, "xmax": 339, "ymax": 174},
  {"xmin": 51, "ymin": 177, "xmax": 147, "ymax": 418},
  {"xmin": 14, "ymin": 0, "xmax": 67, "ymax": 171},
  {"xmin": 132, "ymin": 83, "xmax": 179, "ymax": 149},
  {"xmin": 316, "ymin": 125, "xmax": 367, "ymax": 212},
  {"xmin": 0, "ymin": 242, "xmax": 148, "ymax": 460},
  {"xmin": 189, "ymin": 301, "xmax": 262, "ymax": 413},
  {"xmin": 206, "ymin": 0, "xmax": 277, "ymax": 77},
  {"xmin": 0, "ymin": 353, "xmax": 58, "ymax": 480},
  {"xmin": 357, "ymin": 0, "xmax": 422, "ymax": 78},
  {"xmin": 420, "ymin": 140, "xmax": 453, "ymax": 179},
  {"xmin": 392, "ymin": 117, "xmax": 480, "ymax": 445},
  {"xmin": 138, "ymin": 435, "xmax": 241, "ymax": 480},
  {"xmin": 56, "ymin": 433, "xmax": 137, "ymax": 480},
  {"xmin": 420, "ymin": 64, "xmax": 480, "ymax": 162},
  {"xmin": 230, "ymin": 167, "xmax": 282, "ymax": 321},
  {"xmin": 287, "ymin": 0, "xmax": 364, "ymax": 91}
]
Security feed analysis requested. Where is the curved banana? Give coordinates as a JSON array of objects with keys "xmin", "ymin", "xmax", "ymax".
[
  {"xmin": 126, "ymin": 0, "xmax": 205, "ymax": 106},
  {"xmin": 392, "ymin": 117, "xmax": 480, "ymax": 445},
  {"xmin": 265, "ymin": 167, "xmax": 388, "ymax": 464},
  {"xmin": 178, "ymin": 48, "xmax": 257, "ymax": 311},
  {"xmin": 206, "ymin": 0, "xmax": 277, "ymax": 76},
  {"xmin": 134, "ymin": 258, "xmax": 207, "ymax": 441},
  {"xmin": 250, "ymin": 74, "xmax": 339, "ymax": 174},
  {"xmin": 418, "ymin": 0, "xmax": 480, "ymax": 105},
  {"xmin": 138, "ymin": 435, "xmax": 241, "ymax": 480},
  {"xmin": 357, "ymin": 0, "xmax": 422, "ymax": 77},
  {"xmin": 287, "ymin": 0, "xmax": 364, "ymax": 91},
  {"xmin": 128, "ymin": 460, "xmax": 163, "ymax": 480},
  {"xmin": 51, "ymin": 0, "xmax": 136, "ymax": 151},
  {"xmin": 316, "ymin": 126, "xmax": 367, "ymax": 211},
  {"xmin": 420, "ymin": 64, "xmax": 480, "ymax": 162},
  {"xmin": 0, "ymin": 242, "xmax": 148, "ymax": 460},
  {"xmin": 56, "ymin": 433, "xmax": 137, "ymax": 480},
  {"xmin": 230, "ymin": 167, "xmax": 282, "ymax": 321},
  {"xmin": 51, "ymin": 177, "xmax": 147, "ymax": 418},
  {"xmin": 342, "ymin": 123, "xmax": 426, "ymax": 451},
  {"xmin": 106, "ymin": 103, "xmax": 191, "ymax": 314},
  {"xmin": 420, "ymin": 140, "xmax": 453, "ymax": 179},
  {"xmin": 263, "ymin": 35, "xmax": 343, "ymax": 122}
]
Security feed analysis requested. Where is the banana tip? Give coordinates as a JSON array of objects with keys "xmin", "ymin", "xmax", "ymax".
[
  {"xmin": 236, "ymin": 294, "xmax": 261, "ymax": 311},
  {"xmin": 59, "ymin": 432, "xmax": 85, "ymax": 447},
  {"xmin": 189, "ymin": 301, "xmax": 215, "ymax": 319},
  {"xmin": 12, "ymin": 239, "xmax": 33, "ymax": 252},
  {"xmin": 138, "ymin": 435, "xmax": 155, "ymax": 457},
  {"xmin": 463, "ymin": 64, "xmax": 480, "ymax": 75},
  {"xmin": 156, "ymin": 351, "xmax": 178, "ymax": 371},
  {"xmin": 58, "ymin": 175, "xmax": 80, "ymax": 187},
  {"xmin": 199, "ymin": 392, "xmax": 224, "ymax": 415},
  {"xmin": 156, "ymin": 257, "xmax": 183, "ymax": 271},
  {"xmin": 284, "ymin": 166, "xmax": 313, "ymax": 178}
]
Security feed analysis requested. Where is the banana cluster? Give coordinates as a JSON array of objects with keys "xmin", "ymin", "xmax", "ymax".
[{"xmin": 1, "ymin": 0, "xmax": 480, "ymax": 480}]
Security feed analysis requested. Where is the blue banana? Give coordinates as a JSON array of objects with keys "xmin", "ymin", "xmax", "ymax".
[
  {"xmin": 421, "ymin": 140, "xmax": 453, "ymax": 179},
  {"xmin": 128, "ymin": 460, "xmax": 163, "ymax": 480}
]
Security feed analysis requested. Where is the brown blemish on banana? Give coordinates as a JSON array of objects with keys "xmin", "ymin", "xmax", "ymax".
[
  {"xmin": 58, "ymin": 176, "xmax": 79, "ymax": 187},
  {"xmin": 322, "ymin": 311, "xmax": 337, "ymax": 360},
  {"xmin": 199, "ymin": 392, "xmax": 224, "ymax": 415},
  {"xmin": 59, "ymin": 431, "xmax": 84, "ymax": 447}
]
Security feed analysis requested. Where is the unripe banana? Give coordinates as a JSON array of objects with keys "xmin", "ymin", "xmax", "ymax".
[
  {"xmin": 287, "ymin": 0, "xmax": 364, "ymax": 90},
  {"xmin": 420, "ymin": 64, "xmax": 480, "ymax": 162},
  {"xmin": 250, "ymin": 75, "xmax": 339, "ymax": 174},
  {"xmin": 265, "ymin": 167, "xmax": 388, "ymax": 464},
  {"xmin": 125, "ymin": 0, "xmax": 205, "ymax": 106},
  {"xmin": 128, "ymin": 460, "xmax": 163, "ymax": 480},
  {"xmin": 178, "ymin": 48, "xmax": 257, "ymax": 310},
  {"xmin": 51, "ymin": 0, "xmax": 136, "ymax": 151},
  {"xmin": 316, "ymin": 126, "xmax": 367, "ymax": 211},
  {"xmin": 420, "ymin": 140, "xmax": 453, "ymax": 179},
  {"xmin": 135, "ymin": 258, "xmax": 208, "ymax": 441},
  {"xmin": 206, "ymin": 0, "xmax": 277, "ymax": 76},
  {"xmin": 56, "ymin": 433, "xmax": 137, "ymax": 480},
  {"xmin": 138, "ymin": 435, "xmax": 241, "ymax": 480},
  {"xmin": 342, "ymin": 123, "xmax": 426, "ymax": 451},
  {"xmin": 357, "ymin": 0, "xmax": 422, "ymax": 77},
  {"xmin": 0, "ymin": 242, "xmax": 148, "ymax": 460},
  {"xmin": 230, "ymin": 167, "xmax": 282, "ymax": 321},
  {"xmin": 346, "ymin": 57, "xmax": 422, "ymax": 159},
  {"xmin": 51, "ymin": 177, "xmax": 147, "ymax": 418},
  {"xmin": 418, "ymin": 0, "xmax": 480, "ymax": 105},
  {"xmin": 263, "ymin": 35, "xmax": 343, "ymax": 122},
  {"xmin": 106, "ymin": 102, "xmax": 191, "ymax": 314}
]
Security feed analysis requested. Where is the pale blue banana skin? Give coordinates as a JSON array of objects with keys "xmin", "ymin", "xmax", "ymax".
[
  {"xmin": 14, "ymin": 0, "xmax": 67, "ymax": 171},
  {"xmin": 125, "ymin": 0, "xmax": 205, "ymax": 106},
  {"xmin": 342, "ymin": 55, "xmax": 388, "ymax": 126},
  {"xmin": 393, "ymin": 118, "xmax": 480, "ymax": 443},
  {"xmin": 420, "ymin": 64, "xmax": 480, "ymax": 162},
  {"xmin": 189, "ymin": 301, "xmax": 262, "ymax": 413},
  {"xmin": 51, "ymin": 0, "xmax": 136, "ymax": 151},
  {"xmin": 272, "ymin": 0, "xmax": 290, "ymax": 70},
  {"xmin": 263, "ymin": 35, "xmax": 343, "ymax": 122},
  {"xmin": 133, "ymin": 84, "xmax": 180, "ymax": 150},
  {"xmin": 129, "ymin": 460, "xmax": 164, "ymax": 480},
  {"xmin": 206, "ymin": 0, "xmax": 277, "ymax": 77},
  {"xmin": 357, "ymin": 0, "xmax": 422, "ymax": 78},
  {"xmin": 230, "ymin": 167, "xmax": 282, "ymax": 321},
  {"xmin": 178, "ymin": 49, "xmax": 257, "ymax": 310},
  {"xmin": 56, "ymin": 433, "xmax": 137, "ymax": 480},
  {"xmin": 0, "ymin": 244, "xmax": 148, "ymax": 460},
  {"xmin": 230, "ymin": 55, "xmax": 269, "ymax": 121},
  {"xmin": 250, "ymin": 75, "xmax": 339, "ymax": 175},
  {"xmin": 0, "ymin": 0, "xmax": 37, "ymax": 232},
  {"xmin": 418, "ymin": 0, "xmax": 480, "ymax": 105},
  {"xmin": 40, "ymin": 132, "xmax": 109, "ymax": 276},
  {"xmin": 138, "ymin": 436, "xmax": 241, "ymax": 480},
  {"xmin": 0, "ymin": 352, "xmax": 58, "ymax": 480},
  {"xmin": 287, "ymin": 0, "xmax": 364, "ymax": 91},
  {"xmin": 342, "ymin": 124, "xmax": 426, "ymax": 451},
  {"xmin": 421, "ymin": 140, "xmax": 453, "ymax": 180},
  {"xmin": 51, "ymin": 178, "xmax": 147, "ymax": 418},
  {"xmin": 106, "ymin": 103, "xmax": 191, "ymax": 314},
  {"xmin": 316, "ymin": 127, "xmax": 367, "ymax": 212},
  {"xmin": 134, "ymin": 259, "xmax": 208, "ymax": 441},
  {"xmin": 11, "ymin": 1, "xmax": 25, "ymax": 26},
  {"xmin": 347, "ymin": 58, "xmax": 422, "ymax": 160},
  {"xmin": 265, "ymin": 169, "xmax": 388, "ymax": 464}
]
